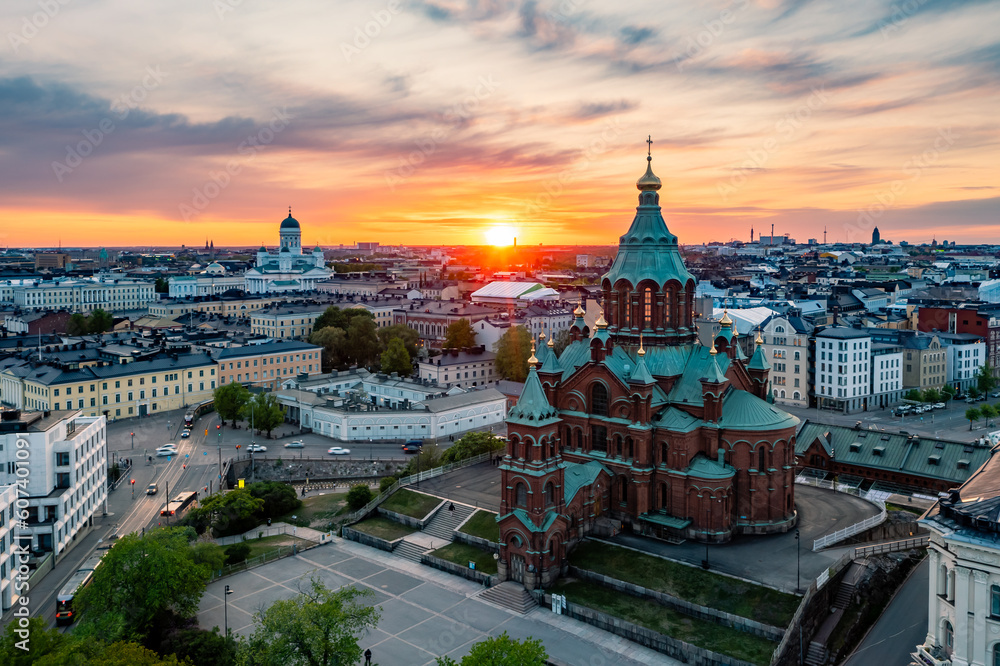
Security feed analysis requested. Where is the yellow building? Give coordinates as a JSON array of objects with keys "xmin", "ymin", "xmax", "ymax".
[
  {"xmin": 0, "ymin": 353, "xmax": 217, "ymax": 419},
  {"xmin": 250, "ymin": 305, "xmax": 327, "ymax": 339}
]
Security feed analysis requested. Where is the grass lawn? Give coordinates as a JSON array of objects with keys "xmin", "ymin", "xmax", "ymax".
[
  {"xmin": 379, "ymin": 488, "xmax": 441, "ymax": 519},
  {"xmin": 277, "ymin": 492, "xmax": 349, "ymax": 527},
  {"xmin": 459, "ymin": 510, "xmax": 499, "ymax": 542},
  {"xmin": 430, "ymin": 542, "xmax": 497, "ymax": 575},
  {"xmin": 351, "ymin": 516, "xmax": 417, "ymax": 541},
  {"xmin": 570, "ymin": 541, "xmax": 799, "ymax": 628},
  {"xmin": 243, "ymin": 535, "xmax": 315, "ymax": 560},
  {"xmin": 886, "ymin": 502, "xmax": 925, "ymax": 515},
  {"xmin": 550, "ymin": 579, "xmax": 777, "ymax": 666}
]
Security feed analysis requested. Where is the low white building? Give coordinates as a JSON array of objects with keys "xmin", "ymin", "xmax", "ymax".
[
  {"xmin": 915, "ymin": 453, "xmax": 1000, "ymax": 666},
  {"xmin": 938, "ymin": 333, "xmax": 987, "ymax": 393},
  {"xmin": 870, "ymin": 343, "xmax": 904, "ymax": 409},
  {"xmin": 3, "ymin": 276, "xmax": 155, "ymax": 313},
  {"xmin": 0, "ymin": 409, "xmax": 106, "ymax": 559},
  {"xmin": 418, "ymin": 348, "xmax": 496, "ymax": 389},
  {"xmin": 168, "ymin": 272, "xmax": 245, "ymax": 298},
  {"xmin": 277, "ymin": 386, "xmax": 507, "ymax": 442}
]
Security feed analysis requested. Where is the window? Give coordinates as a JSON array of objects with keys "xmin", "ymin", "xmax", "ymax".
[
  {"xmin": 992, "ymin": 584, "xmax": 1000, "ymax": 618},
  {"xmin": 591, "ymin": 425, "xmax": 608, "ymax": 453},
  {"xmin": 515, "ymin": 483, "xmax": 527, "ymax": 507},
  {"xmin": 544, "ymin": 482, "xmax": 554, "ymax": 506},
  {"xmin": 758, "ymin": 446, "xmax": 767, "ymax": 471},
  {"xmin": 591, "ymin": 383, "xmax": 609, "ymax": 416},
  {"xmin": 644, "ymin": 288, "xmax": 652, "ymax": 328}
]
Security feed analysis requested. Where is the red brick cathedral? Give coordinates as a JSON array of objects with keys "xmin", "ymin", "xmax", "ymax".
[{"xmin": 497, "ymin": 153, "xmax": 800, "ymax": 589}]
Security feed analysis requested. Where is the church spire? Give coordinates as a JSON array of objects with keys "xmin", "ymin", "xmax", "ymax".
[{"xmin": 636, "ymin": 136, "xmax": 662, "ymax": 191}]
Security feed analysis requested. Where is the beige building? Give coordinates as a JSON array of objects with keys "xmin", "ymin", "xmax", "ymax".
[
  {"xmin": 761, "ymin": 315, "xmax": 811, "ymax": 408},
  {"xmin": 217, "ymin": 340, "xmax": 323, "ymax": 390},
  {"xmin": 417, "ymin": 348, "xmax": 496, "ymax": 389},
  {"xmin": 904, "ymin": 335, "xmax": 946, "ymax": 389},
  {"xmin": 0, "ymin": 353, "xmax": 217, "ymax": 419},
  {"xmin": 148, "ymin": 295, "xmax": 281, "ymax": 319},
  {"xmin": 349, "ymin": 301, "xmax": 398, "ymax": 328},
  {"xmin": 250, "ymin": 305, "xmax": 327, "ymax": 339}
]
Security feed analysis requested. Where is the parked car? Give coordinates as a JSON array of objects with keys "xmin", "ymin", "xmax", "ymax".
[
  {"xmin": 977, "ymin": 395, "xmax": 987, "ymax": 402},
  {"xmin": 966, "ymin": 397, "xmax": 977, "ymax": 403},
  {"xmin": 247, "ymin": 444, "xmax": 267, "ymax": 453},
  {"xmin": 327, "ymin": 447, "xmax": 351, "ymax": 455},
  {"xmin": 146, "ymin": 483, "xmax": 158, "ymax": 495},
  {"xmin": 180, "ymin": 429, "xmax": 191, "ymax": 438},
  {"xmin": 955, "ymin": 394, "xmax": 968, "ymax": 400},
  {"xmin": 992, "ymin": 392, "xmax": 1000, "ymax": 398},
  {"xmin": 284, "ymin": 440, "xmax": 305, "ymax": 449},
  {"xmin": 933, "ymin": 402, "xmax": 946, "ymax": 409}
]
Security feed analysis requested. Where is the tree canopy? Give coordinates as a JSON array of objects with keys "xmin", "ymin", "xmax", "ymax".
[
  {"xmin": 346, "ymin": 316, "xmax": 381, "ymax": 368},
  {"xmin": 436, "ymin": 632, "xmax": 548, "ymax": 666},
  {"xmin": 310, "ymin": 326, "xmax": 348, "ymax": 371},
  {"xmin": 966, "ymin": 406, "xmax": 982, "ymax": 430},
  {"xmin": 214, "ymin": 382, "xmax": 251, "ymax": 426},
  {"xmin": 380, "ymin": 337, "xmax": 412, "ymax": 376},
  {"xmin": 238, "ymin": 578, "xmax": 380, "ymax": 666},
  {"xmin": 441, "ymin": 431, "xmax": 505, "ymax": 464},
  {"xmin": 978, "ymin": 363, "xmax": 998, "ymax": 394},
  {"xmin": 377, "ymin": 324, "xmax": 420, "ymax": 360},
  {"xmin": 67, "ymin": 309, "xmax": 115, "ymax": 336},
  {"xmin": 444, "ymin": 318, "xmax": 477, "ymax": 349},
  {"xmin": 494, "ymin": 327, "xmax": 533, "ymax": 382},
  {"xmin": 75, "ymin": 528, "xmax": 210, "ymax": 643},
  {"xmin": 184, "ymin": 488, "xmax": 265, "ymax": 537},
  {"xmin": 244, "ymin": 391, "xmax": 285, "ymax": 436},
  {"xmin": 313, "ymin": 306, "xmax": 373, "ymax": 334}
]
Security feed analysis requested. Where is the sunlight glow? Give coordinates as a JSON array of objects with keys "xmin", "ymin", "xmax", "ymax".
[{"xmin": 485, "ymin": 224, "xmax": 517, "ymax": 246}]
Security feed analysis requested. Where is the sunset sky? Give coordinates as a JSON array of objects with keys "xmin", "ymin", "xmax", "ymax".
[{"xmin": 1, "ymin": 0, "xmax": 997, "ymax": 248}]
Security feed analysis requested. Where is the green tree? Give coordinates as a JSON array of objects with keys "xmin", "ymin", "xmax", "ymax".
[
  {"xmin": 244, "ymin": 391, "xmax": 286, "ymax": 437},
  {"xmin": 346, "ymin": 315, "xmax": 381, "ymax": 368},
  {"xmin": 89, "ymin": 308, "xmax": 114, "ymax": 334},
  {"xmin": 380, "ymin": 337, "xmax": 412, "ymax": 376},
  {"xmin": 436, "ymin": 631, "xmax": 548, "ymax": 666},
  {"xmin": 214, "ymin": 382, "xmax": 251, "ymax": 427},
  {"xmin": 313, "ymin": 306, "xmax": 350, "ymax": 332},
  {"xmin": 977, "ymin": 362, "xmax": 998, "ymax": 395},
  {"xmin": 224, "ymin": 542, "xmax": 251, "ymax": 565},
  {"xmin": 441, "ymin": 431, "xmax": 504, "ymax": 464},
  {"xmin": 188, "ymin": 541, "xmax": 225, "ymax": 574},
  {"xmin": 0, "ymin": 617, "xmax": 65, "ymax": 665},
  {"xmin": 970, "ymin": 386, "xmax": 982, "ymax": 399},
  {"xmin": 379, "ymin": 476, "xmax": 397, "ymax": 494},
  {"xmin": 552, "ymin": 329, "xmax": 572, "ymax": 355},
  {"xmin": 155, "ymin": 277, "xmax": 169, "ymax": 293},
  {"xmin": 922, "ymin": 388, "xmax": 942, "ymax": 403},
  {"xmin": 310, "ymin": 326, "xmax": 348, "ymax": 371},
  {"xmin": 249, "ymin": 480, "xmax": 301, "ymax": 518},
  {"xmin": 966, "ymin": 406, "xmax": 982, "ymax": 430},
  {"xmin": 186, "ymin": 488, "xmax": 265, "ymax": 537},
  {"xmin": 942, "ymin": 384, "xmax": 957, "ymax": 401},
  {"xmin": 159, "ymin": 626, "xmax": 236, "ymax": 666},
  {"xmin": 981, "ymin": 403, "xmax": 998, "ymax": 427},
  {"xmin": 400, "ymin": 444, "xmax": 443, "ymax": 477},
  {"xmin": 903, "ymin": 388, "xmax": 922, "ymax": 402},
  {"xmin": 346, "ymin": 484, "xmax": 374, "ymax": 510},
  {"xmin": 238, "ymin": 578, "xmax": 381, "ymax": 666},
  {"xmin": 377, "ymin": 324, "xmax": 421, "ymax": 360},
  {"xmin": 75, "ymin": 529, "xmax": 210, "ymax": 643},
  {"xmin": 444, "ymin": 318, "xmax": 477, "ymax": 349},
  {"xmin": 494, "ymin": 327, "xmax": 533, "ymax": 382},
  {"xmin": 68, "ymin": 312, "xmax": 89, "ymax": 336}
]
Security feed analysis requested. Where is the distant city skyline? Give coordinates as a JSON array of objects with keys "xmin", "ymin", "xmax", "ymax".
[{"xmin": 1, "ymin": 1, "xmax": 997, "ymax": 247}]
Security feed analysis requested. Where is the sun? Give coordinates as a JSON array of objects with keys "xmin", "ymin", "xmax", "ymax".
[{"xmin": 485, "ymin": 225, "xmax": 516, "ymax": 246}]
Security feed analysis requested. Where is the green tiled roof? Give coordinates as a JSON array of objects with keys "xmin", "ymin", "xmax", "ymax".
[
  {"xmin": 507, "ymin": 366, "xmax": 560, "ymax": 426},
  {"xmin": 748, "ymin": 344, "xmax": 770, "ymax": 371},
  {"xmin": 629, "ymin": 354, "xmax": 655, "ymax": 385},
  {"xmin": 540, "ymin": 346, "xmax": 562, "ymax": 374},
  {"xmin": 642, "ymin": 345, "xmax": 693, "ymax": 377},
  {"xmin": 665, "ymin": 345, "xmax": 731, "ymax": 406},
  {"xmin": 654, "ymin": 406, "xmax": 702, "ymax": 432},
  {"xmin": 558, "ymin": 339, "xmax": 591, "ymax": 381},
  {"xmin": 602, "ymin": 185, "xmax": 695, "ymax": 290},
  {"xmin": 701, "ymin": 355, "xmax": 728, "ymax": 385},
  {"xmin": 639, "ymin": 511, "xmax": 691, "ymax": 529},
  {"xmin": 564, "ymin": 461, "xmax": 610, "ymax": 502},
  {"xmin": 683, "ymin": 453, "xmax": 735, "ymax": 480},
  {"xmin": 797, "ymin": 421, "xmax": 989, "ymax": 484},
  {"xmin": 500, "ymin": 508, "xmax": 560, "ymax": 533},
  {"xmin": 718, "ymin": 390, "xmax": 799, "ymax": 431}
]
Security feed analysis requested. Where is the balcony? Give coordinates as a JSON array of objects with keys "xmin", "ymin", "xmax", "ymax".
[{"xmin": 911, "ymin": 643, "xmax": 950, "ymax": 666}]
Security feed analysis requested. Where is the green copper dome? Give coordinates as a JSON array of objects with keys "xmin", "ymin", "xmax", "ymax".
[{"xmin": 602, "ymin": 156, "xmax": 695, "ymax": 290}]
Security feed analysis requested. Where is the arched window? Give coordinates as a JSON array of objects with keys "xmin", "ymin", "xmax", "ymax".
[
  {"xmin": 510, "ymin": 436, "xmax": 520, "ymax": 458},
  {"xmin": 625, "ymin": 437, "xmax": 633, "ymax": 459},
  {"xmin": 663, "ymin": 287, "xmax": 672, "ymax": 328},
  {"xmin": 575, "ymin": 429, "xmax": 583, "ymax": 449},
  {"xmin": 758, "ymin": 446, "xmax": 767, "ymax": 472},
  {"xmin": 793, "ymin": 391, "xmax": 800, "ymax": 400},
  {"xmin": 614, "ymin": 435, "xmax": 622, "ymax": 457},
  {"xmin": 591, "ymin": 383, "xmax": 609, "ymax": 416},
  {"xmin": 660, "ymin": 442, "xmax": 668, "ymax": 465},
  {"xmin": 515, "ymin": 482, "xmax": 527, "ymax": 507},
  {"xmin": 644, "ymin": 288, "xmax": 652, "ymax": 328},
  {"xmin": 945, "ymin": 620, "xmax": 954, "ymax": 653},
  {"xmin": 544, "ymin": 482, "xmax": 555, "ymax": 506},
  {"xmin": 591, "ymin": 425, "xmax": 608, "ymax": 453},
  {"xmin": 992, "ymin": 584, "xmax": 1000, "ymax": 617},
  {"xmin": 617, "ymin": 477, "xmax": 628, "ymax": 505},
  {"xmin": 621, "ymin": 288, "xmax": 631, "ymax": 328},
  {"xmin": 993, "ymin": 644, "xmax": 1000, "ymax": 666}
]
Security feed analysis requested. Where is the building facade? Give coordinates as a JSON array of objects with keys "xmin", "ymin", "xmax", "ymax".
[
  {"xmin": 244, "ymin": 212, "xmax": 331, "ymax": 294},
  {"xmin": 816, "ymin": 327, "xmax": 872, "ymax": 413},
  {"xmin": 497, "ymin": 155, "xmax": 799, "ymax": 590},
  {"xmin": 250, "ymin": 305, "xmax": 327, "ymax": 340},
  {"xmin": 417, "ymin": 348, "xmax": 496, "ymax": 389},
  {"xmin": 0, "ymin": 410, "xmax": 106, "ymax": 559},
  {"xmin": 0, "ymin": 483, "xmax": 16, "ymax": 611},
  {"xmin": 4, "ymin": 277, "xmax": 155, "ymax": 313},
  {"xmin": 761, "ymin": 315, "xmax": 811, "ymax": 408},
  {"xmin": 216, "ymin": 340, "xmax": 323, "ymax": 390},
  {"xmin": 870, "ymin": 343, "xmax": 904, "ymax": 408},
  {"xmin": 167, "ymin": 274, "xmax": 245, "ymax": 298}
]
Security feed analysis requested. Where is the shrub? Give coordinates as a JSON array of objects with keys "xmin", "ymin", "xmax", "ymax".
[
  {"xmin": 249, "ymin": 481, "xmax": 301, "ymax": 518},
  {"xmin": 346, "ymin": 484, "xmax": 374, "ymax": 510},
  {"xmin": 224, "ymin": 542, "xmax": 251, "ymax": 566},
  {"xmin": 379, "ymin": 476, "xmax": 397, "ymax": 494}
]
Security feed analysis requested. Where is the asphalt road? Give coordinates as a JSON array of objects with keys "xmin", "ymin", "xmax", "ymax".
[
  {"xmin": 843, "ymin": 557, "xmax": 928, "ymax": 666},
  {"xmin": 781, "ymin": 400, "xmax": 1000, "ymax": 442}
]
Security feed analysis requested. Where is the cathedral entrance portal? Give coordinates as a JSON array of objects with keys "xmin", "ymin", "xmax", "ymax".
[{"xmin": 510, "ymin": 554, "xmax": 525, "ymax": 583}]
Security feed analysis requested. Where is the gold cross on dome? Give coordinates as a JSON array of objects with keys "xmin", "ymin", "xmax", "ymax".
[{"xmin": 646, "ymin": 135, "xmax": 653, "ymax": 156}]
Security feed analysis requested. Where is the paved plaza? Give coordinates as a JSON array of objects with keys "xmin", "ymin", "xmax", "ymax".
[{"xmin": 198, "ymin": 537, "xmax": 678, "ymax": 666}]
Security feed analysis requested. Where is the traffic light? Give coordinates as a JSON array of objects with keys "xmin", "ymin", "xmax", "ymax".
[
  {"xmin": 236, "ymin": 444, "xmax": 241, "ymax": 450},
  {"xmin": 130, "ymin": 479, "xmax": 135, "ymax": 485},
  {"xmin": 217, "ymin": 424, "xmax": 221, "ymax": 430},
  {"xmin": 130, "ymin": 432, "xmax": 134, "ymax": 436}
]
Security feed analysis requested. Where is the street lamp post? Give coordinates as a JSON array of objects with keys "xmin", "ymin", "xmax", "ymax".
[
  {"xmin": 224, "ymin": 584, "xmax": 234, "ymax": 638},
  {"xmin": 795, "ymin": 528, "xmax": 801, "ymax": 593},
  {"xmin": 130, "ymin": 431, "xmax": 134, "ymax": 449}
]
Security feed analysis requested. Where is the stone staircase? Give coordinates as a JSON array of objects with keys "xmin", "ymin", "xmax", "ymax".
[
  {"xmin": 833, "ymin": 578, "xmax": 855, "ymax": 610},
  {"xmin": 478, "ymin": 581, "xmax": 538, "ymax": 614},
  {"xmin": 423, "ymin": 503, "xmax": 476, "ymax": 541},
  {"xmin": 804, "ymin": 641, "xmax": 828, "ymax": 666},
  {"xmin": 393, "ymin": 540, "xmax": 428, "ymax": 564}
]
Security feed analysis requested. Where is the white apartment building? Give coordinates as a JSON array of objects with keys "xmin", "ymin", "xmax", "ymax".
[
  {"xmin": 0, "ymin": 409, "xmax": 106, "ymax": 559},
  {"xmin": 870, "ymin": 343, "xmax": 903, "ymax": 409},
  {"xmin": 0, "ymin": 483, "xmax": 16, "ymax": 611},
  {"xmin": 168, "ymin": 273, "xmax": 245, "ymax": 298},
  {"xmin": 418, "ymin": 349, "xmax": 496, "ymax": 389},
  {"xmin": 761, "ymin": 315, "xmax": 812, "ymax": 408},
  {"xmin": 939, "ymin": 333, "xmax": 987, "ymax": 393},
  {"xmin": 915, "ymin": 453, "xmax": 1000, "ymax": 666},
  {"xmin": 816, "ymin": 327, "xmax": 872, "ymax": 413}
]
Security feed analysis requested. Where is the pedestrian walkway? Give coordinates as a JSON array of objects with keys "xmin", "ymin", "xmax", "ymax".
[
  {"xmin": 197, "ymin": 536, "xmax": 680, "ymax": 665},
  {"xmin": 214, "ymin": 521, "xmax": 326, "ymax": 546},
  {"xmin": 424, "ymin": 503, "xmax": 475, "ymax": 540}
]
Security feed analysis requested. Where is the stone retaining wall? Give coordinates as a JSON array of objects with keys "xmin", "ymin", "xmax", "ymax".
[
  {"xmin": 421, "ymin": 553, "xmax": 496, "ymax": 586},
  {"xmin": 453, "ymin": 530, "xmax": 499, "ymax": 553},
  {"xmin": 341, "ymin": 525, "xmax": 401, "ymax": 552},
  {"xmin": 377, "ymin": 499, "xmax": 445, "ymax": 530}
]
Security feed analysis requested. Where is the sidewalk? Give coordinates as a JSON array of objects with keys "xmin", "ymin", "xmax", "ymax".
[{"xmin": 214, "ymin": 521, "xmax": 327, "ymax": 546}]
